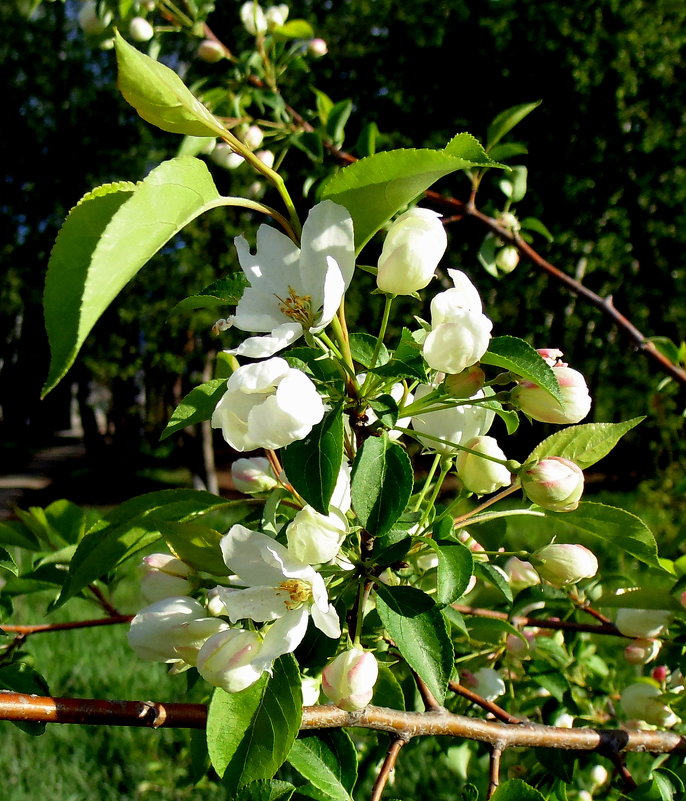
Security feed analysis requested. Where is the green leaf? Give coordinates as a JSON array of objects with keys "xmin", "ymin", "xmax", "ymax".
[
  {"xmin": 368, "ymin": 395, "xmax": 399, "ymax": 430},
  {"xmin": 236, "ymin": 780, "xmax": 295, "ymax": 801},
  {"xmin": 480, "ymin": 336, "xmax": 562, "ymax": 403},
  {"xmin": 499, "ymin": 165, "xmax": 528, "ymax": 203},
  {"xmin": 207, "ymin": 655, "xmax": 302, "ymax": 792},
  {"xmin": 375, "ymin": 585, "xmax": 454, "ymax": 704},
  {"xmin": 349, "ymin": 333, "xmax": 389, "ymax": 368},
  {"xmin": 595, "ymin": 588, "xmax": 682, "ymax": 612},
  {"xmin": 544, "ymin": 501, "xmax": 662, "ymax": 571},
  {"xmin": 43, "ymin": 157, "xmax": 221, "ymax": 395},
  {"xmin": 0, "ymin": 546, "xmax": 18, "ymax": 577},
  {"xmin": 467, "ymin": 618, "xmax": 526, "ymax": 646},
  {"xmin": 161, "ymin": 379, "xmax": 227, "ymax": 440},
  {"xmin": 170, "ymin": 273, "xmax": 249, "ymax": 316},
  {"xmin": 373, "ymin": 664, "xmax": 406, "ymax": 710},
  {"xmin": 489, "ymin": 780, "xmax": 546, "ymax": 801},
  {"xmin": 55, "ymin": 489, "xmax": 227, "ymax": 608},
  {"xmin": 526, "ymin": 417, "xmax": 645, "ymax": 469},
  {"xmin": 0, "ymin": 662, "xmax": 50, "ymax": 736},
  {"xmin": 114, "ymin": 30, "xmax": 227, "ymax": 137},
  {"xmin": 520, "ymin": 216, "xmax": 554, "ymax": 242},
  {"xmin": 444, "ymin": 132, "xmax": 494, "ymax": 164},
  {"xmin": 486, "ymin": 101, "xmax": 542, "ymax": 150},
  {"xmin": 288, "ymin": 732, "xmax": 356, "ymax": 801},
  {"xmin": 488, "ymin": 142, "xmax": 529, "ymax": 161},
  {"xmin": 355, "ymin": 122, "xmax": 378, "ymax": 157},
  {"xmin": 322, "ymin": 148, "xmax": 501, "ymax": 251},
  {"xmin": 274, "ymin": 20, "xmax": 315, "ymax": 39},
  {"xmin": 282, "ymin": 403, "xmax": 344, "ymax": 515},
  {"xmin": 326, "ymin": 99, "xmax": 353, "ymax": 148},
  {"xmin": 372, "ymin": 328, "xmax": 426, "ymax": 382},
  {"xmin": 161, "ymin": 521, "xmax": 228, "ymax": 576},
  {"xmin": 474, "ymin": 561, "xmax": 513, "ymax": 603},
  {"xmin": 351, "ymin": 433, "xmax": 413, "ymax": 536},
  {"xmin": 0, "ymin": 520, "xmax": 40, "ymax": 550},
  {"xmin": 435, "ymin": 542, "xmax": 474, "ymax": 606}
]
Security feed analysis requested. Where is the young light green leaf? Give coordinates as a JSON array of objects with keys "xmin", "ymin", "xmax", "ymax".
[
  {"xmin": 480, "ymin": 336, "xmax": 562, "ymax": 403},
  {"xmin": 595, "ymin": 588, "xmax": 682, "ymax": 612},
  {"xmin": 349, "ymin": 332, "xmax": 389, "ymax": 368},
  {"xmin": 282, "ymin": 403, "xmax": 344, "ymax": 515},
  {"xmin": 375, "ymin": 584, "xmax": 454, "ymax": 704},
  {"xmin": 486, "ymin": 101, "xmax": 542, "ymax": 151},
  {"xmin": 326, "ymin": 99, "xmax": 353, "ymax": 148},
  {"xmin": 490, "ymin": 779, "xmax": 546, "ymax": 801},
  {"xmin": 114, "ymin": 30, "xmax": 227, "ymax": 137},
  {"xmin": 351, "ymin": 433, "xmax": 413, "ymax": 536},
  {"xmin": 274, "ymin": 20, "xmax": 315, "ymax": 39},
  {"xmin": 526, "ymin": 417, "xmax": 644, "ymax": 469},
  {"xmin": 207, "ymin": 655, "xmax": 302, "ymax": 792},
  {"xmin": 544, "ymin": 501, "xmax": 662, "ymax": 571},
  {"xmin": 236, "ymin": 780, "xmax": 295, "ymax": 801},
  {"xmin": 321, "ymin": 148, "xmax": 502, "ymax": 251},
  {"xmin": 288, "ymin": 733, "xmax": 355, "ymax": 801},
  {"xmin": 499, "ymin": 165, "xmax": 528, "ymax": 203},
  {"xmin": 43, "ymin": 157, "xmax": 222, "ymax": 395},
  {"xmin": 520, "ymin": 216, "xmax": 554, "ymax": 242},
  {"xmin": 444, "ymin": 132, "xmax": 494, "ymax": 164},
  {"xmin": 161, "ymin": 379, "xmax": 227, "ymax": 441}
]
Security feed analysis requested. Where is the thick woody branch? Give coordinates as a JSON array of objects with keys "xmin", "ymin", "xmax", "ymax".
[{"xmin": 1, "ymin": 693, "xmax": 685, "ymax": 756}]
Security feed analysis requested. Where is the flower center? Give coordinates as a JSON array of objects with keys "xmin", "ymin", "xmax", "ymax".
[
  {"xmin": 278, "ymin": 578, "xmax": 313, "ymax": 610},
  {"xmin": 275, "ymin": 285, "xmax": 314, "ymax": 327}
]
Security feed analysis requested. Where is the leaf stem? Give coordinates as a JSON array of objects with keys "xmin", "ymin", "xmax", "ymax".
[{"xmin": 360, "ymin": 294, "xmax": 395, "ymax": 396}]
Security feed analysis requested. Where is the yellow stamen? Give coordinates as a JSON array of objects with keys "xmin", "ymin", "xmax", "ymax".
[
  {"xmin": 274, "ymin": 286, "xmax": 314, "ymax": 327},
  {"xmin": 278, "ymin": 578, "xmax": 313, "ymax": 610}
]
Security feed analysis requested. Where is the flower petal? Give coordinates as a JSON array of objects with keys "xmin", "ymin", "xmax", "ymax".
[
  {"xmin": 220, "ymin": 525, "xmax": 314, "ymax": 586},
  {"xmin": 216, "ymin": 585, "xmax": 291, "ymax": 622},
  {"xmin": 229, "ymin": 323, "xmax": 303, "ymax": 358},
  {"xmin": 310, "ymin": 255, "xmax": 346, "ymax": 333},
  {"xmin": 235, "ymin": 226, "xmax": 300, "ymax": 297},
  {"xmin": 299, "ymin": 201, "xmax": 355, "ymax": 303},
  {"xmin": 310, "ymin": 600, "xmax": 341, "ymax": 639},
  {"xmin": 259, "ymin": 608, "xmax": 310, "ymax": 663}
]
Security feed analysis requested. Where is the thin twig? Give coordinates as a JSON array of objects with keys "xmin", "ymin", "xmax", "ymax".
[
  {"xmin": 1, "ymin": 616, "xmax": 133, "ymax": 636},
  {"xmin": 487, "ymin": 744, "xmax": 505, "ymax": 799},
  {"xmin": 87, "ymin": 584, "xmax": 120, "ymax": 617},
  {"xmin": 449, "ymin": 681, "xmax": 521, "ymax": 725},
  {"xmin": 370, "ymin": 736, "xmax": 407, "ymax": 801},
  {"xmin": 414, "ymin": 673, "xmax": 444, "ymax": 712},
  {"xmin": 605, "ymin": 750, "xmax": 638, "ymax": 791},
  {"xmin": 453, "ymin": 605, "xmax": 625, "ymax": 637}
]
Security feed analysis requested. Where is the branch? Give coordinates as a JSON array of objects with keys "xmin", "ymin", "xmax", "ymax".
[
  {"xmin": 370, "ymin": 736, "xmax": 407, "ymax": 801},
  {"xmin": 487, "ymin": 744, "xmax": 505, "ymax": 799},
  {"xmin": 454, "ymin": 604, "xmax": 626, "ymax": 638},
  {"xmin": 1, "ymin": 693, "xmax": 685, "ymax": 756},
  {"xmin": 449, "ymin": 681, "xmax": 521, "ymax": 725},
  {"xmin": 1, "ymin": 616, "xmax": 133, "ymax": 636}
]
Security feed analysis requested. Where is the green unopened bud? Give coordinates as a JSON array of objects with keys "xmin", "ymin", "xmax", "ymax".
[
  {"xmin": 495, "ymin": 246, "xmax": 520, "ymax": 274},
  {"xmin": 129, "ymin": 16, "xmax": 154, "ymax": 42}
]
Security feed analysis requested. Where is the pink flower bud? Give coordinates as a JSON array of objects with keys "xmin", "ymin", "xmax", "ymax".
[
  {"xmin": 652, "ymin": 665, "xmax": 669, "ymax": 683},
  {"xmin": 536, "ymin": 349, "xmax": 565, "ymax": 366},
  {"xmin": 511, "ymin": 366, "xmax": 591, "ymax": 424},
  {"xmin": 308, "ymin": 38, "xmax": 328, "ymax": 57},
  {"xmin": 456, "ymin": 436, "xmax": 512, "ymax": 495},
  {"xmin": 521, "ymin": 457, "xmax": 584, "ymax": 512},
  {"xmin": 231, "ymin": 457, "xmax": 278, "ymax": 494},
  {"xmin": 624, "ymin": 638, "xmax": 661, "ymax": 665},
  {"xmin": 444, "ymin": 366, "xmax": 486, "ymax": 398},
  {"xmin": 532, "ymin": 543, "xmax": 598, "ymax": 586},
  {"xmin": 504, "ymin": 557, "xmax": 541, "ymax": 589},
  {"xmin": 197, "ymin": 628, "xmax": 266, "ymax": 693},
  {"xmin": 615, "ymin": 608, "xmax": 673, "ymax": 639},
  {"xmin": 321, "ymin": 648, "xmax": 378, "ymax": 711},
  {"xmin": 197, "ymin": 39, "xmax": 226, "ymax": 63},
  {"xmin": 506, "ymin": 631, "xmax": 535, "ymax": 658}
]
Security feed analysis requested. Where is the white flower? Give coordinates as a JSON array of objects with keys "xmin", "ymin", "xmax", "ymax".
[
  {"xmin": 471, "ymin": 667, "xmax": 506, "ymax": 701},
  {"xmin": 301, "ymin": 674, "xmax": 322, "ymax": 705},
  {"xmin": 322, "ymin": 648, "xmax": 379, "ymax": 710},
  {"xmin": 615, "ymin": 608, "xmax": 673, "ymax": 639},
  {"xmin": 410, "ymin": 385, "xmax": 494, "ymax": 454},
  {"xmin": 128, "ymin": 596, "xmax": 207, "ymax": 662},
  {"xmin": 228, "ymin": 201, "xmax": 355, "ymax": 358},
  {"xmin": 330, "ymin": 461, "xmax": 352, "ymax": 513},
  {"xmin": 243, "ymin": 125, "xmax": 264, "ymax": 150},
  {"xmin": 456, "ymin": 436, "xmax": 511, "ymax": 494},
  {"xmin": 240, "ymin": 1, "xmax": 267, "ymax": 34},
  {"xmin": 265, "ymin": 4, "xmax": 289, "ymax": 28},
  {"xmin": 78, "ymin": 1, "xmax": 112, "ymax": 35},
  {"xmin": 139, "ymin": 554, "xmax": 193, "ymax": 603},
  {"xmin": 231, "ymin": 457, "xmax": 278, "ymax": 493},
  {"xmin": 215, "ymin": 525, "xmax": 341, "ymax": 662},
  {"xmin": 211, "ymin": 357, "xmax": 325, "ymax": 451},
  {"xmin": 521, "ymin": 457, "xmax": 585, "ymax": 512},
  {"xmin": 422, "ymin": 270, "xmax": 493, "ymax": 374},
  {"xmin": 286, "ymin": 506, "xmax": 348, "ymax": 564},
  {"xmin": 532, "ymin": 543, "xmax": 598, "ymax": 587},
  {"xmin": 376, "ymin": 208, "xmax": 447, "ymax": 295}
]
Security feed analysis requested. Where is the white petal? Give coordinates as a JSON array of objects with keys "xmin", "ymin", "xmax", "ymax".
[
  {"xmin": 232, "ymin": 285, "xmax": 285, "ymax": 332},
  {"xmin": 235, "ymin": 226, "xmax": 300, "ymax": 297},
  {"xmin": 310, "ymin": 256, "xmax": 346, "ymax": 332},
  {"xmin": 227, "ymin": 357, "xmax": 291, "ymax": 393},
  {"xmin": 229, "ymin": 323, "xmax": 303, "ymax": 358},
  {"xmin": 299, "ymin": 201, "xmax": 356, "ymax": 301},
  {"xmin": 259, "ymin": 608, "xmax": 310, "ymax": 663},
  {"xmin": 216, "ymin": 585, "xmax": 291, "ymax": 622},
  {"xmin": 310, "ymin": 601, "xmax": 341, "ymax": 639},
  {"xmin": 273, "ymin": 370, "xmax": 326, "ymax": 426},
  {"xmin": 220, "ymin": 525, "xmax": 314, "ymax": 586}
]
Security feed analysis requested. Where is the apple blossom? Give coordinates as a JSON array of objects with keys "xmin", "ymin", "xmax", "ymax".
[
  {"xmin": 197, "ymin": 39, "xmax": 225, "ymax": 63},
  {"xmin": 521, "ymin": 456, "xmax": 585, "ymax": 512},
  {"xmin": 139, "ymin": 553, "xmax": 193, "ymax": 603},
  {"xmin": 231, "ymin": 457, "xmax": 278, "ymax": 494},
  {"xmin": 286, "ymin": 505, "xmax": 348, "ymax": 564},
  {"xmin": 624, "ymin": 638, "xmax": 661, "ymax": 665},
  {"xmin": 308, "ymin": 38, "xmax": 328, "ymax": 57},
  {"xmin": 468, "ymin": 667, "xmax": 505, "ymax": 701},
  {"xmin": 422, "ymin": 270, "xmax": 493, "ymax": 374},
  {"xmin": 78, "ymin": 1, "xmax": 112, "ymax": 35},
  {"xmin": 211, "ymin": 143, "xmax": 245, "ymax": 170},
  {"xmin": 211, "ymin": 357, "xmax": 325, "ymax": 451},
  {"xmin": 227, "ymin": 201, "xmax": 355, "ymax": 358},
  {"xmin": 504, "ymin": 557, "xmax": 541, "ymax": 590},
  {"xmin": 376, "ymin": 208, "xmax": 447, "ymax": 295},
  {"xmin": 214, "ymin": 525, "xmax": 340, "ymax": 666},
  {"xmin": 171, "ymin": 617, "xmax": 231, "ymax": 666},
  {"xmin": 444, "ymin": 366, "xmax": 486, "ymax": 398},
  {"xmin": 301, "ymin": 675, "xmax": 322, "ymax": 705},
  {"xmin": 265, "ymin": 4, "xmax": 289, "ymax": 28},
  {"xmin": 620, "ymin": 682, "xmax": 678, "ymax": 727},
  {"xmin": 615, "ymin": 607, "xmax": 673, "ymax": 639},
  {"xmin": 255, "ymin": 149, "xmax": 275, "ymax": 169},
  {"xmin": 243, "ymin": 125, "xmax": 264, "ymax": 150},
  {"xmin": 322, "ymin": 648, "xmax": 379, "ymax": 710},
  {"xmin": 456, "ymin": 436, "xmax": 511, "ymax": 494},
  {"xmin": 196, "ymin": 628, "xmax": 268, "ymax": 693},
  {"xmin": 240, "ymin": 1, "xmax": 267, "ymax": 34},
  {"xmin": 495, "ymin": 246, "xmax": 520, "ymax": 273},
  {"xmin": 128, "ymin": 596, "xmax": 206, "ymax": 662},
  {"xmin": 511, "ymin": 366, "xmax": 592, "ymax": 425},
  {"xmin": 532, "ymin": 543, "xmax": 598, "ymax": 586},
  {"xmin": 410, "ymin": 386, "xmax": 494, "ymax": 455},
  {"xmin": 129, "ymin": 17, "xmax": 154, "ymax": 42}
]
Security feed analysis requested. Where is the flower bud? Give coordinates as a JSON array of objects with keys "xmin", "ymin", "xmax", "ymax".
[
  {"xmin": 511, "ymin": 366, "xmax": 592, "ymax": 425},
  {"xmin": 532, "ymin": 543, "xmax": 598, "ymax": 586},
  {"xmin": 128, "ymin": 596, "xmax": 205, "ymax": 662},
  {"xmin": 139, "ymin": 553, "xmax": 193, "ymax": 602},
  {"xmin": 624, "ymin": 638, "xmax": 661, "ymax": 665},
  {"xmin": 308, "ymin": 38, "xmax": 328, "ymax": 57},
  {"xmin": 244, "ymin": 125, "xmax": 264, "ymax": 150},
  {"xmin": 376, "ymin": 208, "xmax": 447, "ymax": 295},
  {"xmin": 286, "ymin": 506, "xmax": 347, "ymax": 564},
  {"xmin": 506, "ymin": 631, "xmax": 535, "ymax": 659},
  {"xmin": 172, "ymin": 617, "xmax": 230, "ymax": 666},
  {"xmin": 444, "ymin": 366, "xmax": 486, "ymax": 398},
  {"xmin": 197, "ymin": 628, "xmax": 266, "ymax": 693},
  {"xmin": 197, "ymin": 39, "xmax": 225, "ymax": 63},
  {"xmin": 498, "ymin": 212, "xmax": 521, "ymax": 235},
  {"xmin": 465, "ymin": 667, "xmax": 505, "ymax": 701},
  {"xmin": 537, "ymin": 348, "xmax": 565, "ymax": 366},
  {"xmin": 504, "ymin": 557, "xmax": 541, "ymax": 590},
  {"xmin": 590, "ymin": 765, "xmax": 609, "ymax": 787},
  {"xmin": 231, "ymin": 457, "xmax": 278, "ymax": 494},
  {"xmin": 265, "ymin": 4, "xmax": 289, "ymax": 28},
  {"xmin": 653, "ymin": 665, "xmax": 669, "ymax": 683},
  {"xmin": 78, "ymin": 1, "xmax": 112, "ymax": 35},
  {"xmin": 321, "ymin": 648, "xmax": 378, "ymax": 711},
  {"xmin": 615, "ymin": 608, "xmax": 673, "ymax": 639},
  {"xmin": 495, "ymin": 246, "xmax": 520, "ymax": 274},
  {"xmin": 620, "ymin": 682, "xmax": 679, "ymax": 727},
  {"xmin": 129, "ymin": 16, "xmax": 154, "ymax": 42},
  {"xmin": 256, "ymin": 149, "xmax": 275, "ymax": 168},
  {"xmin": 456, "ymin": 436, "xmax": 511, "ymax": 495},
  {"xmin": 211, "ymin": 143, "xmax": 245, "ymax": 169},
  {"xmin": 240, "ymin": 1, "xmax": 267, "ymax": 35},
  {"xmin": 521, "ymin": 457, "xmax": 584, "ymax": 512}
]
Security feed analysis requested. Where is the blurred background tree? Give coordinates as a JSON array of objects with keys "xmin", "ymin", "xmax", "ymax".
[{"xmin": 2, "ymin": 0, "xmax": 684, "ymax": 500}]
